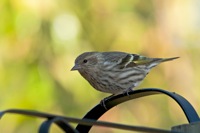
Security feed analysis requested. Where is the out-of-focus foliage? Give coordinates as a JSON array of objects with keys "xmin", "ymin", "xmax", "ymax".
[{"xmin": 0, "ymin": 0, "xmax": 200, "ymax": 132}]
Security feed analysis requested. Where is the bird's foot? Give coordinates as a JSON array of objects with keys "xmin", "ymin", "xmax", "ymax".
[
  {"xmin": 123, "ymin": 88, "xmax": 134, "ymax": 97},
  {"xmin": 100, "ymin": 95, "xmax": 114, "ymax": 110}
]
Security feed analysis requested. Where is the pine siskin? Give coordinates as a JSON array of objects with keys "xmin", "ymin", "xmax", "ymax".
[{"xmin": 71, "ymin": 51, "xmax": 179, "ymax": 107}]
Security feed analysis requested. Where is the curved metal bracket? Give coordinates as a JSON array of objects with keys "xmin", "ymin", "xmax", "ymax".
[
  {"xmin": 0, "ymin": 109, "xmax": 175, "ymax": 133},
  {"xmin": 76, "ymin": 88, "xmax": 200, "ymax": 132},
  {"xmin": 39, "ymin": 117, "xmax": 78, "ymax": 133}
]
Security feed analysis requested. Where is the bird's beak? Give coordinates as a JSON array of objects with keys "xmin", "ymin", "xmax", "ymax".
[{"xmin": 71, "ymin": 65, "xmax": 80, "ymax": 71}]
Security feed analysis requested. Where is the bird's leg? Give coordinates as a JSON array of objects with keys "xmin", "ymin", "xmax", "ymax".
[
  {"xmin": 100, "ymin": 94, "xmax": 115, "ymax": 110},
  {"xmin": 123, "ymin": 85, "xmax": 136, "ymax": 96},
  {"xmin": 123, "ymin": 88, "xmax": 132, "ymax": 96}
]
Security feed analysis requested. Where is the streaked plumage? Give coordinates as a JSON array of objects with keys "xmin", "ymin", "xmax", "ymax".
[{"xmin": 71, "ymin": 51, "xmax": 179, "ymax": 95}]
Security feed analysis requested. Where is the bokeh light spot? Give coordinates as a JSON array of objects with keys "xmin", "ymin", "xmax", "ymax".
[{"xmin": 52, "ymin": 13, "xmax": 81, "ymax": 42}]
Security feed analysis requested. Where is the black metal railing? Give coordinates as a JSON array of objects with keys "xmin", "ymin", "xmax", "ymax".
[{"xmin": 0, "ymin": 88, "xmax": 199, "ymax": 133}]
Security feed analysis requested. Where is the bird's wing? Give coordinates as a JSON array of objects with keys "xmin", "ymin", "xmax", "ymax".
[
  {"xmin": 118, "ymin": 54, "xmax": 150, "ymax": 69},
  {"xmin": 101, "ymin": 52, "xmax": 153, "ymax": 69}
]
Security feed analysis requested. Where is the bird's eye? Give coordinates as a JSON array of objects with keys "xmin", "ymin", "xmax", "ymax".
[{"xmin": 83, "ymin": 59, "xmax": 88, "ymax": 63}]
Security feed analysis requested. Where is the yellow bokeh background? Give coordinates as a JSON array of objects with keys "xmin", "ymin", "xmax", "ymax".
[{"xmin": 0, "ymin": 0, "xmax": 200, "ymax": 132}]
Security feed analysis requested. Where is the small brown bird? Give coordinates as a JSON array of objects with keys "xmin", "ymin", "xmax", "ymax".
[{"xmin": 71, "ymin": 51, "xmax": 179, "ymax": 96}]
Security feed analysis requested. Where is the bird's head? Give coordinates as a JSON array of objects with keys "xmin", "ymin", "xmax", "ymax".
[{"xmin": 71, "ymin": 52, "xmax": 99, "ymax": 71}]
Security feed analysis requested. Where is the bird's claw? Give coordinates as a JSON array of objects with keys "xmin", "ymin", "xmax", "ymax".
[
  {"xmin": 100, "ymin": 99, "xmax": 108, "ymax": 110},
  {"xmin": 100, "ymin": 95, "xmax": 114, "ymax": 110},
  {"xmin": 123, "ymin": 88, "xmax": 134, "ymax": 96}
]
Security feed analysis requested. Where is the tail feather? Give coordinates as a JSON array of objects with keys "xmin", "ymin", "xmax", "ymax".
[
  {"xmin": 147, "ymin": 56, "xmax": 179, "ymax": 69},
  {"xmin": 161, "ymin": 57, "xmax": 179, "ymax": 62}
]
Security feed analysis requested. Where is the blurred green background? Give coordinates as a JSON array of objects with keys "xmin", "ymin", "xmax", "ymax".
[{"xmin": 0, "ymin": 0, "xmax": 200, "ymax": 132}]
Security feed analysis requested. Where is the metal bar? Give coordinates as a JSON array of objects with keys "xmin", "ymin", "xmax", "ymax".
[
  {"xmin": 39, "ymin": 117, "xmax": 78, "ymax": 133},
  {"xmin": 76, "ymin": 88, "xmax": 200, "ymax": 132},
  {"xmin": 0, "ymin": 109, "xmax": 174, "ymax": 133}
]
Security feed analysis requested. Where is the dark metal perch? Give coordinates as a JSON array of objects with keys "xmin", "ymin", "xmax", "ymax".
[
  {"xmin": 76, "ymin": 88, "xmax": 200, "ymax": 132},
  {"xmin": 0, "ymin": 88, "xmax": 199, "ymax": 133}
]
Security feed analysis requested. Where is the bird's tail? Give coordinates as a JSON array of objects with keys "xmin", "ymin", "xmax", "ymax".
[
  {"xmin": 160, "ymin": 57, "xmax": 180, "ymax": 62},
  {"xmin": 147, "ymin": 56, "xmax": 179, "ymax": 69}
]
